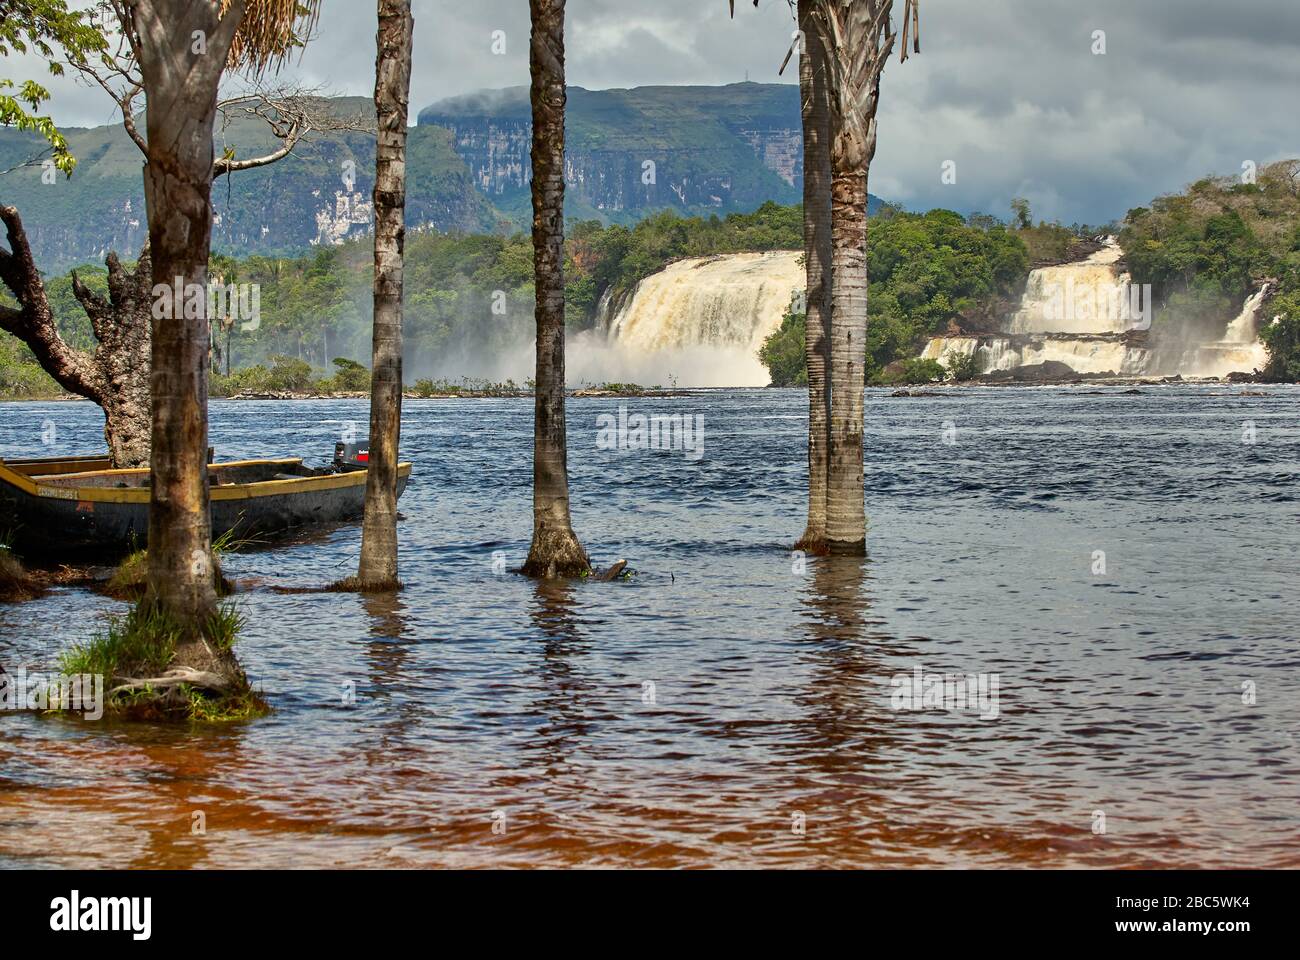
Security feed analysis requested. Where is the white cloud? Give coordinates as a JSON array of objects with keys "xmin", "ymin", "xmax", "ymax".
[{"xmin": 4, "ymin": 0, "xmax": 1296, "ymax": 224}]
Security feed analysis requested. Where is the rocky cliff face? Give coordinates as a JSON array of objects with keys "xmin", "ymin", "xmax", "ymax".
[{"xmin": 419, "ymin": 83, "xmax": 806, "ymax": 225}]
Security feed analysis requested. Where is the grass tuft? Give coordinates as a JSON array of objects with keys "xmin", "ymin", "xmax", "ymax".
[
  {"xmin": 59, "ymin": 603, "xmax": 264, "ymax": 723},
  {"xmin": 101, "ymin": 542, "xmax": 237, "ymax": 601},
  {"xmin": 0, "ymin": 544, "xmax": 45, "ymax": 602}
]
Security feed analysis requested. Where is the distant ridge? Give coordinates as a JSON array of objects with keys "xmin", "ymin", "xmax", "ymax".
[
  {"xmin": 420, "ymin": 82, "xmax": 879, "ymax": 226},
  {"xmin": 0, "ymin": 84, "xmax": 881, "ymax": 270}
]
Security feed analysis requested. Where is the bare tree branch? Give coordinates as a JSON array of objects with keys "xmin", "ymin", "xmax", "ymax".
[
  {"xmin": 0, "ymin": 205, "xmax": 105, "ymax": 401},
  {"xmin": 71, "ymin": 4, "xmax": 370, "ymax": 176},
  {"xmin": 213, "ymin": 84, "xmax": 371, "ymax": 178}
]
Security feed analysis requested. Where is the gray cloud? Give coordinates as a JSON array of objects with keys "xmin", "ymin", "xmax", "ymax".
[{"xmin": 6, "ymin": 0, "xmax": 1297, "ymax": 224}]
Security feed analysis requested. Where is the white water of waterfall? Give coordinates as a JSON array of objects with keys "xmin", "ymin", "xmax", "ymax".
[
  {"xmin": 1007, "ymin": 241, "xmax": 1137, "ymax": 335},
  {"xmin": 922, "ymin": 236, "xmax": 1270, "ymax": 379},
  {"xmin": 1223, "ymin": 282, "xmax": 1273, "ymax": 343},
  {"xmin": 1177, "ymin": 283, "xmax": 1273, "ymax": 378},
  {"xmin": 602, "ymin": 251, "xmax": 805, "ymax": 387},
  {"xmin": 923, "ymin": 336, "xmax": 1150, "ymax": 377}
]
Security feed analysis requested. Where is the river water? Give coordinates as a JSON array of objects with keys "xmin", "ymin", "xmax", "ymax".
[{"xmin": 1, "ymin": 385, "xmax": 1297, "ymax": 868}]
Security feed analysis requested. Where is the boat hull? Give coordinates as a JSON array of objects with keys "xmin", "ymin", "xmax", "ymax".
[{"xmin": 0, "ymin": 455, "xmax": 412, "ymax": 560}]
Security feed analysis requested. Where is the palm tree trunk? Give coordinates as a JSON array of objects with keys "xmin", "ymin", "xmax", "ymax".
[
  {"xmin": 825, "ymin": 166, "xmax": 869, "ymax": 554},
  {"xmin": 134, "ymin": 0, "xmax": 245, "ymax": 624},
  {"xmin": 521, "ymin": 0, "xmax": 589, "ymax": 579},
  {"xmin": 796, "ymin": 0, "xmax": 833, "ymax": 552},
  {"xmin": 357, "ymin": 0, "xmax": 414, "ymax": 588},
  {"xmin": 817, "ymin": 0, "xmax": 899, "ymax": 555}
]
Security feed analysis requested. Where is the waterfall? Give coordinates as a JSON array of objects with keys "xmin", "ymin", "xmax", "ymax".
[
  {"xmin": 923, "ymin": 335, "xmax": 1149, "ymax": 377},
  {"xmin": 1175, "ymin": 282, "xmax": 1274, "ymax": 378},
  {"xmin": 600, "ymin": 251, "xmax": 804, "ymax": 387},
  {"xmin": 1223, "ymin": 282, "xmax": 1273, "ymax": 343},
  {"xmin": 1007, "ymin": 241, "xmax": 1137, "ymax": 335},
  {"xmin": 921, "ymin": 237, "xmax": 1269, "ymax": 380}
]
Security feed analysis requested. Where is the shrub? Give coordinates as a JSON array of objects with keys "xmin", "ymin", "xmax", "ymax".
[
  {"xmin": 263, "ymin": 355, "xmax": 314, "ymax": 392},
  {"xmin": 325, "ymin": 357, "xmax": 370, "ymax": 392},
  {"xmin": 944, "ymin": 351, "xmax": 981, "ymax": 381},
  {"xmin": 872, "ymin": 357, "xmax": 946, "ymax": 386}
]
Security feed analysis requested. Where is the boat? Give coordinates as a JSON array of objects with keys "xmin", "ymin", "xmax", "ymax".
[{"xmin": 0, "ymin": 443, "xmax": 412, "ymax": 559}]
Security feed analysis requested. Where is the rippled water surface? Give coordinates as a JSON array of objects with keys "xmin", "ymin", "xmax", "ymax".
[{"xmin": 1, "ymin": 385, "xmax": 1297, "ymax": 868}]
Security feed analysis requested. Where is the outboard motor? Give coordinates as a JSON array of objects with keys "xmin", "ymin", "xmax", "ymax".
[{"xmin": 334, "ymin": 440, "xmax": 370, "ymax": 470}]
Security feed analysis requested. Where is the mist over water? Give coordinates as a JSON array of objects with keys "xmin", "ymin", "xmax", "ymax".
[
  {"xmin": 2, "ymin": 386, "xmax": 1297, "ymax": 868},
  {"xmin": 410, "ymin": 251, "xmax": 801, "ymax": 388}
]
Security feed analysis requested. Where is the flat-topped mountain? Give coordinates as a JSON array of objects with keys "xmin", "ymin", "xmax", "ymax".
[{"xmin": 1, "ymin": 84, "xmax": 880, "ymax": 271}]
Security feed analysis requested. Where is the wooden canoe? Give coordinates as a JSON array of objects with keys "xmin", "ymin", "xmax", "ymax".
[{"xmin": 0, "ymin": 454, "xmax": 412, "ymax": 559}]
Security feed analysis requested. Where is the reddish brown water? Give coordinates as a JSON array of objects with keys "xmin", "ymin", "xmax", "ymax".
[{"xmin": 3, "ymin": 388, "xmax": 1298, "ymax": 867}]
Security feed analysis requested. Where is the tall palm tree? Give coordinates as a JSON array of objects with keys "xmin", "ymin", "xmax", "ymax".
[
  {"xmin": 521, "ymin": 0, "xmax": 590, "ymax": 579},
  {"xmin": 811, "ymin": 0, "xmax": 918, "ymax": 554},
  {"xmin": 356, "ymin": 0, "xmax": 413, "ymax": 589},
  {"xmin": 123, "ymin": 0, "xmax": 320, "ymax": 639},
  {"xmin": 795, "ymin": 0, "xmax": 834, "ymax": 552},
  {"xmin": 731, "ymin": 0, "xmax": 834, "ymax": 552}
]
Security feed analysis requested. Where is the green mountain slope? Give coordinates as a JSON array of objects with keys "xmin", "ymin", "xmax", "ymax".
[
  {"xmin": 1, "ymin": 84, "xmax": 883, "ymax": 271},
  {"xmin": 419, "ymin": 82, "xmax": 882, "ymax": 227},
  {"xmin": 0, "ymin": 97, "xmax": 499, "ymax": 271}
]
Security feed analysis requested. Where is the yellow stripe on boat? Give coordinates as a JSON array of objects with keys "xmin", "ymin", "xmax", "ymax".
[{"xmin": 1, "ymin": 458, "xmax": 411, "ymax": 504}]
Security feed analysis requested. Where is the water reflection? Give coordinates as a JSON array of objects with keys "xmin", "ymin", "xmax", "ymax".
[
  {"xmin": 362, "ymin": 591, "xmax": 411, "ymax": 643},
  {"xmin": 126, "ymin": 726, "xmax": 253, "ymax": 870},
  {"xmin": 2, "ymin": 387, "xmax": 1297, "ymax": 868},
  {"xmin": 523, "ymin": 578, "xmax": 594, "ymax": 782}
]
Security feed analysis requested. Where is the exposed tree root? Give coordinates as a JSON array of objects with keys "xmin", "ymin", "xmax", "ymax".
[
  {"xmin": 793, "ymin": 533, "xmax": 832, "ymax": 556},
  {"xmin": 108, "ymin": 666, "xmax": 230, "ymax": 697},
  {"xmin": 594, "ymin": 559, "xmax": 628, "ymax": 582},
  {"xmin": 522, "ymin": 527, "xmax": 591, "ymax": 579}
]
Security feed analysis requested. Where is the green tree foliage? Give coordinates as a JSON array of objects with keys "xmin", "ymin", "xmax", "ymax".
[
  {"xmin": 761, "ymin": 209, "xmax": 1029, "ymax": 385},
  {"xmin": 875, "ymin": 357, "xmax": 946, "ymax": 386},
  {"xmin": 756, "ymin": 306, "xmax": 807, "ymax": 388},
  {"xmin": 0, "ymin": 334, "xmax": 60, "ymax": 397},
  {"xmin": 0, "ymin": 0, "xmax": 106, "ymax": 174},
  {"xmin": 1260, "ymin": 292, "xmax": 1300, "ymax": 382},
  {"xmin": 1010, "ymin": 197, "xmax": 1032, "ymax": 230}
]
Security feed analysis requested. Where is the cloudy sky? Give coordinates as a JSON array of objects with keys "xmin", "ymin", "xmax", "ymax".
[{"xmin": 10, "ymin": 0, "xmax": 1299, "ymax": 224}]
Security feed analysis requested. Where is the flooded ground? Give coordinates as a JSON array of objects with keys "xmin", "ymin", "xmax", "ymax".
[{"xmin": 1, "ymin": 385, "xmax": 1297, "ymax": 868}]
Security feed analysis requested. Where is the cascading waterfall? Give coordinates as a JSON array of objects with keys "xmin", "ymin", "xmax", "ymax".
[
  {"xmin": 1224, "ymin": 282, "xmax": 1273, "ymax": 343},
  {"xmin": 923, "ymin": 237, "xmax": 1270, "ymax": 379},
  {"xmin": 921, "ymin": 335, "xmax": 1150, "ymax": 377},
  {"xmin": 1176, "ymin": 281, "xmax": 1273, "ymax": 378},
  {"xmin": 596, "ymin": 251, "xmax": 804, "ymax": 387},
  {"xmin": 1006, "ymin": 243, "xmax": 1138, "ymax": 335},
  {"xmin": 578, "ymin": 239, "xmax": 1271, "ymax": 387}
]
